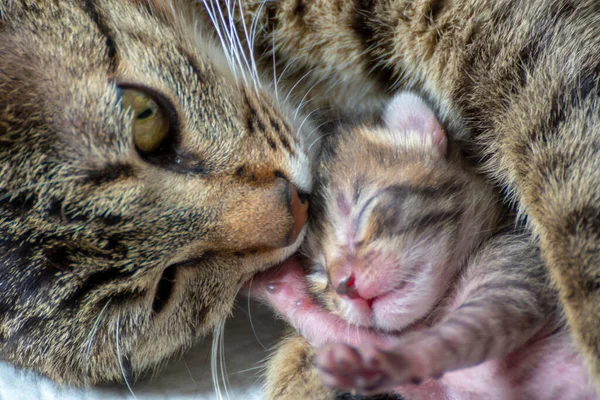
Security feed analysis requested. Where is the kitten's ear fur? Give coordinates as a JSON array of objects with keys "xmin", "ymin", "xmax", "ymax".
[{"xmin": 383, "ymin": 92, "xmax": 447, "ymax": 154}]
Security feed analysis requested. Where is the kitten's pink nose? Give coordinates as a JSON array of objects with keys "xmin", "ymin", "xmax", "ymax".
[{"xmin": 335, "ymin": 274, "xmax": 361, "ymax": 299}]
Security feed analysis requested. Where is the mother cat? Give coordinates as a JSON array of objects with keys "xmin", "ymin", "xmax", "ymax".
[{"xmin": 1, "ymin": 0, "xmax": 600, "ymax": 394}]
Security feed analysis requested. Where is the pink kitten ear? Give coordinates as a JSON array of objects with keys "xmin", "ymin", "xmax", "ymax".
[{"xmin": 383, "ymin": 92, "xmax": 447, "ymax": 155}]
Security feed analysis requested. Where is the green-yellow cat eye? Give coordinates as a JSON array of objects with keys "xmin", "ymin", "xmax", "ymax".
[{"xmin": 121, "ymin": 88, "xmax": 170, "ymax": 153}]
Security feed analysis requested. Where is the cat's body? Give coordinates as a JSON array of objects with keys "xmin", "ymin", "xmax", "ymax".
[
  {"xmin": 236, "ymin": 0, "xmax": 600, "ymax": 391},
  {"xmin": 250, "ymin": 93, "xmax": 594, "ymax": 399}
]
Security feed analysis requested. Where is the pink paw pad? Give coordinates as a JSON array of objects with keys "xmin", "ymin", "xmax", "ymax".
[
  {"xmin": 315, "ymin": 342, "xmax": 434, "ymax": 395},
  {"xmin": 314, "ymin": 343, "xmax": 391, "ymax": 394}
]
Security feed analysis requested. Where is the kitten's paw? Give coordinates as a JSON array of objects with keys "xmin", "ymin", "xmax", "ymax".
[
  {"xmin": 314, "ymin": 343, "xmax": 393, "ymax": 394},
  {"xmin": 314, "ymin": 342, "xmax": 429, "ymax": 395}
]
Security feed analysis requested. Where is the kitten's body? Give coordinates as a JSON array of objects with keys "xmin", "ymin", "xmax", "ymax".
[
  {"xmin": 249, "ymin": 93, "xmax": 594, "ymax": 399},
  {"xmin": 237, "ymin": 0, "xmax": 600, "ymax": 390}
]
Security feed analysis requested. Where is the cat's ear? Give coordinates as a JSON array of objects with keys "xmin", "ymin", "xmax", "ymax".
[{"xmin": 383, "ymin": 92, "xmax": 447, "ymax": 155}]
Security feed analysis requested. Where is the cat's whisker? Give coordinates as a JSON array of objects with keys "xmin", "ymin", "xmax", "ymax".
[
  {"xmin": 206, "ymin": 0, "xmax": 248, "ymax": 85},
  {"xmin": 284, "ymin": 67, "xmax": 317, "ymax": 105},
  {"xmin": 211, "ymin": 324, "xmax": 223, "ymax": 400},
  {"xmin": 115, "ymin": 318, "xmax": 137, "ymax": 399},
  {"xmin": 306, "ymin": 122, "xmax": 330, "ymax": 152},
  {"xmin": 275, "ymin": 55, "xmax": 300, "ymax": 95},
  {"xmin": 182, "ymin": 359, "xmax": 197, "ymax": 385},
  {"xmin": 246, "ymin": 277, "xmax": 268, "ymax": 350},
  {"xmin": 211, "ymin": 321, "xmax": 231, "ymax": 400},
  {"xmin": 225, "ymin": 0, "xmax": 250, "ymax": 85},
  {"xmin": 236, "ymin": 0, "xmax": 260, "ymax": 89},
  {"xmin": 249, "ymin": 1, "xmax": 267, "ymax": 83},
  {"xmin": 81, "ymin": 298, "xmax": 112, "ymax": 383},
  {"xmin": 202, "ymin": 1, "xmax": 237, "ymax": 80},
  {"xmin": 271, "ymin": 28, "xmax": 279, "ymax": 102},
  {"xmin": 219, "ymin": 321, "xmax": 232, "ymax": 399},
  {"xmin": 297, "ymin": 108, "xmax": 322, "ymax": 137},
  {"xmin": 293, "ymin": 80, "xmax": 323, "ymax": 120}
]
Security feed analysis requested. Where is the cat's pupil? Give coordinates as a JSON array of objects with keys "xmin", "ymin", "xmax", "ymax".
[{"xmin": 137, "ymin": 107, "xmax": 155, "ymax": 120}]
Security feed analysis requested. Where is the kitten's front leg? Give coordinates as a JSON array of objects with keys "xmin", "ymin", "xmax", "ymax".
[{"xmin": 314, "ymin": 234, "xmax": 558, "ymax": 395}]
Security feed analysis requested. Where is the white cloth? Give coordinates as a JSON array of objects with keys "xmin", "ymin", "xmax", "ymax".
[{"xmin": 0, "ymin": 301, "xmax": 284, "ymax": 400}]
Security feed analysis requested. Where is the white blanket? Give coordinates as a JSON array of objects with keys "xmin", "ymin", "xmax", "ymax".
[{"xmin": 0, "ymin": 300, "xmax": 284, "ymax": 400}]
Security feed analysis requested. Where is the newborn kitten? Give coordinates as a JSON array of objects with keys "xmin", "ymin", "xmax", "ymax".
[{"xmin": 251, "ymin": 93, "xmax": 595, "ymax": 399}]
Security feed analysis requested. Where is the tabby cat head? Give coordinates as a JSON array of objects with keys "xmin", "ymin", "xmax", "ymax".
[{"xmin": 0, "ymin": 0, "xmax": 312, "ymax": 385}]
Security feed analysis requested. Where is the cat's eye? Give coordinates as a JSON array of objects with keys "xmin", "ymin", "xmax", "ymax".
[{"xmin": 120, "ymin": 88, "xmax": 170, "ymax": 153}]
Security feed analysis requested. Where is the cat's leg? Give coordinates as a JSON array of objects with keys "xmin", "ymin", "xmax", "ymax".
[
  {"xmin": 265, "ymin": 332, "xmax": 336, "ymax": 400},
  {"xmin": 314, "ymin": 234, "xmax": 559, "ymax": 395}
]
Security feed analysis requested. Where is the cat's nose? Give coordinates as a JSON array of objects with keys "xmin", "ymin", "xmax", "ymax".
[{"xmin": 287, "ymin": 183, "xmax": 308, "ymax": 245}]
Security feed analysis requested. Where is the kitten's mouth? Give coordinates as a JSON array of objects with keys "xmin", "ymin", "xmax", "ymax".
[{"xmin": 242, "ymin": 258, "xmax": 402, "ymax": 348}]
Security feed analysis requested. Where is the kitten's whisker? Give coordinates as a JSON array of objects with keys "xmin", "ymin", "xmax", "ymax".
[
  {"xmin": 275, "ymin": 56, "xmax": 300, "ymax": 93},
  {"xmin": 182, "ymin": 359, "xmax": 198, "ymax": 384},
  {"xmin": 227, "ymin": 0, "xmax": 250, "ymax": 85}
]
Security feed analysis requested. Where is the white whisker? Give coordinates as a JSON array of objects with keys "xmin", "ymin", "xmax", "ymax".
[
  {"xmin": 82, "ymin": 298, "xmax": 112, "ymax": 382},
  {"xmin": 211, "ymin": 321, "xmax": 230, "ymax": 400},
  {"xmin": 115, "ymin": 318, "xmax": 136, "ymax": 399},
  {"xmin": 271, "ymin": 29, "xmax": 279, "ymax": 101},
  {"xmin": 236, "ymin": 0, "xmax": 260, "ymax": 88},
  {"xmin": 284, "ymin": 67, "xmax": 316, "ymax": 104},
  {"xmin": 246, "ymin": 278, "xmax": 268, "ymax": 350},
  {"xmin": 202, "ymin": 1, "xmax": 237, "ymax": 79}
]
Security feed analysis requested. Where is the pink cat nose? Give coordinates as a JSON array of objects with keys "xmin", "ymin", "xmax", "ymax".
[{"xmin": 335, "ymin": 274, "xmax": 361, "ymax": 299}]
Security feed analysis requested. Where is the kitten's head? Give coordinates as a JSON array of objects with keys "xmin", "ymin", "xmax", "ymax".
[
  {"xmin": 0, "ymin": 0, "xmax": 313, "ymax": 385},
  {"xmin": 306, "ymin": 93, "xmax": 501, "ymax": 332}
]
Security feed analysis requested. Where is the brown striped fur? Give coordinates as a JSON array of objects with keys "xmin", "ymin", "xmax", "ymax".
[{"xmin": 0, "ymin": 0, "xmax": 315, "ymax": 385}]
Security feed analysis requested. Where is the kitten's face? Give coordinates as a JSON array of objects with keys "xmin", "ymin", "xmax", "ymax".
[
  {"xmin": 306, "ymin": 114, "xmax": 499, "ymax": 332},
  {"xmin": 0, "ymin": 0, "xmax": 312, "ymax": 385}
]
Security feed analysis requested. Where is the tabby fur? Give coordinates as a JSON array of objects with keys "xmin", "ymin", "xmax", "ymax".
[{"xmin": 0, "ymin": 0, "xmax": 314, "ymax": 385}]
